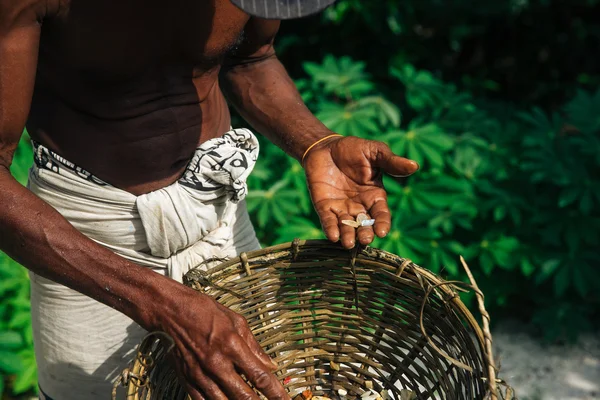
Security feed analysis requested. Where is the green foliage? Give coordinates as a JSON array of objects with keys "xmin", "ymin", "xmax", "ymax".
[
  {"xmin": 279, "ymin": 0, "xmax": 600, "ymax": 110},
  {"xmin": 246, "ymin": 54, "xmax": 600, "ymax": 343},
  {"xmin": 0, "ymin": 263, "xmax": 37, "ymax": 399},
  {"xmin": 299, "ymin": 55, "xmax": 401, "ymax": 137},
  {"xmin": 0, "ymin": 134, "xmax": 37, "ymax": 397}
]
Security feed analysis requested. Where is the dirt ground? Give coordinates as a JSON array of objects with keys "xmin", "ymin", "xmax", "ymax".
[{"xmin": 492, "ymin": 322, "xmax": 600, "ymax": 400}]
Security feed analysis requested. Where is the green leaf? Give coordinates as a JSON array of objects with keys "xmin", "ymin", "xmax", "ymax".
[
  {"xmin": 391, "ymin": 65, "xmax": 446, "ymax": 111},
  {"xmin": 270, "ymin": 203, "xmax": 288, "ymax": 226},
  {"xmin": 11, "ymin": 350, "xmax": 37, "ymax": 394},
  {"xmin": 8, "ymin": 311, "xmax": 31, "ymax": 330},
  {"xmin": 303, "ymin": 55, "xmax": 373, "ymax": 98},
  {"xmin": 416, "ymin": 140, "xmax": 445, "ymax": 167},
  {"xmin": 317, "ymin": 103, "xmax": 379, "ymax": 136},
  {"xmin": 480, "ymin": 252, "xmax": 495, "ymax": 276},
  {"xmin": 276, "ymin": 218, "xmax": 324, "ymax": 243},
  {"xmin": 0, "ymin": 351, "xmax": 24, "ymax": 374},
  {"xmin": 385, "ymin": 123, "xmax": 456, "ymax": 168},
  {"xmin": 440, "ymin": 251, "xmax": 459, "ymax": 276},
  {"xmin": 493, "ymin": 206, "xmax": 507, "ymax": 222},
  {"xmin": 22, "ymin": 326, "xmax": 33, "ymax": 347},
  {"xmin": 421, "ymin": 130, "xmax": 455, "ymax": 151},
  {"xmin": 535, "ymin": 258, "xmax": 561, "ymax": 284},
  {"xmin": 0, "ymin": 278, "xmax": 26, "ymax": 296},
  {"xmin": 446, "ymin": 242, "xmax": 464, "ymax": 257},
  {"xmin": 257, "ymin": 202, "xmax": 270, "ymax": 228},
  {"xmin": 10, "ymin": 134, "xmax": 34, "ymax": 186},
  {"xmin": 492, "ymin": 251, "xmax": 517, "ymax": 270},
  {"xmin": 402, "ymin": 237, "xmax": 431, "ymax": 253},
  {"xmin": 0, "ymin": 331, "xmax": 23, "ymax": 350},
  {"xmin": 494, "ymin": 236, "xmax": 520, "ymax": 253},
  {"xmin": 406, "ymin": 140, "xmax": 421, "ymax": 165},
  {"xmin": 563, "ymin": 88, "xmax": 600, "ymax": 133},
  {"xmin": 520, "ymin": 258, "xmax": 536, "ymax": 277},
  {"xmin": 558, "ymin": 189, "xmax": 580, "ymax": 208},
  {"xmin": 460, "ymin": 245, "xmax": 479, "ymax": 260},
  {"xmin": 376, "ymin": 97, "xmax": 401, "ymax": 127}
]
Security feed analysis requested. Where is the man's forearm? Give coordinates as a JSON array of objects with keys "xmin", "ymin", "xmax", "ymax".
[
  {"xmin": 0, "ymin": 167, "xmax": 183, "ymax": 330},
  {"xmin": 220, "ymin": 57, "xmax": 334, "ymax": 161}
]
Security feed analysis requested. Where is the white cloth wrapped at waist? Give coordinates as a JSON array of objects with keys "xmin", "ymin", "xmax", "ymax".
[
  {"xmin": 31, "ymin": 128, "xmax": 260, "ymax": 281},
  {"xmin": 28, "ymin": 128, "xmax": 262, "ymax": 400}
]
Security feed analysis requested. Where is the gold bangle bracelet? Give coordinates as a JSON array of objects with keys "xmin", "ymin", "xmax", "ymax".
[{"xmin": 301, "ymin": 134, "xmax": 343, "ymax": 165}]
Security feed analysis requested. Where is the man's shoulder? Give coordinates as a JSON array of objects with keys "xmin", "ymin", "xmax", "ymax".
[{"xmin": 0, "ymin": 0, "xmax": 66, "ymax": 27}]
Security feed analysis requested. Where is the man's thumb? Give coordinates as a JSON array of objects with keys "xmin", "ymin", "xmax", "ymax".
[{"xmin": 373, "ymin": 142, "xmax": 420, "ymax": 177}]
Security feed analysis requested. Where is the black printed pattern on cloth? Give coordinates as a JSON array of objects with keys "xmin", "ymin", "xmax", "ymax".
[
  {"xmin": 31, "ymin": 128, "xmax": 259, "ymax": 197},
  {"xmin": 32, "ymin": 141, "xmax": 109, "ymax": 186},
  {"xmin": 179, "ymin": 129, "xmax": 259, "ymax": 203}
]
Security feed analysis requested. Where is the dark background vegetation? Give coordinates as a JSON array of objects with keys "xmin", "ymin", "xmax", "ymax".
[{"xmin": 1, "ymin": 0, "xmax": 599, "ymax": 397}]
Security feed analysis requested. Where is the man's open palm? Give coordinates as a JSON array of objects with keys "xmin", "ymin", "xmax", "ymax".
[{"xmin": 303, "ymin": 135, "xmax": 419, "ymax": 249}]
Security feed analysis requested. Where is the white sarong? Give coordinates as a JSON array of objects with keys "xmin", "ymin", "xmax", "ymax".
[{"xmin": 27, "ymin": 128, "xmax": 261, "ymax": 400}]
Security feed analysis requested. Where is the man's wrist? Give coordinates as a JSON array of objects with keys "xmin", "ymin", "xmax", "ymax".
[
  {"xmin": 128, "ymin": 274, "xmax": 178, "ymax": 330},
  {"xmin": 296, "ymin": 131, "xmax": 345, "ymax": 165},
  {"xmin": 95, "ymin": 262, "xmax": 180, "ymax": 331},
  {"xmin": 301, "ymin": 134, "xmax": 343, "ymax": 165},
  {"xmin": 131, "ymin": 273, "xmax": 210, "ymax": 332}
]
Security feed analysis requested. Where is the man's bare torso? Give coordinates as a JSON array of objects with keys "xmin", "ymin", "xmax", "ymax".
[{"xmin": 27, "ymin": 0, "xmax": 250, "ymax": 194}]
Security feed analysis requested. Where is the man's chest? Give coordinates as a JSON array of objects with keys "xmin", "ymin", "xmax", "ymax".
[{"xmin": 40, "ymin": 0, "xmax": 250, "ymax": 79}]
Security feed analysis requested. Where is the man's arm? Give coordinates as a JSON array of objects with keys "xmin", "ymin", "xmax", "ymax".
[
  {"xmin": 220, "ymin": 18, "xmax": 419, "ymax": 249},
  {"xmin": 0, "ymin": 0, "xmax": 161, "ymax": 326},
  {"xmin": 0, "ymin": 3, "xmax": 287, "ymax": 399},
  {"xmin": 220, "ymin": 18, "xmax": 330, "ymax": 160}
]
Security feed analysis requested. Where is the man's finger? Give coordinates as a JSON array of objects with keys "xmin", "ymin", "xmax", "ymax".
[
  {"xmin": 242, "ymin": 330, "xmax": 279, "ymax": 372},
  {"xmin": 337, "ymin": 212, "xmax": 357, "ymax": 249},
  {"xmin": 374, "ymin": 142, "xmax": 419, "ymax": 178},
  {"xmin": 317, "ymin": 208, "xmax": 341, "ymax": 243},
  {"xmin": 370, "ymin": 200, "xmax": 392, "ymax": 238},
  {"xmin": 357, "ymin": 224, "xmax": 375, "ymax": 245},
  {"xmin": 233, "ymin": 345, "xmax": 290, "ymax": 400},
  {"xmin": 211, "ymin": 364, "xmax": 262, "ymax": 400},
  {"xmin": 224, "ymin": 305, "xmax": 277, "ymax": 373},
  {"xmin": 170, "ymin": 353, "xmax": 227, "ymax": 400},
  {"xmin": 184, "ymin": 383, "xmax": 207, "ymax": 400}
]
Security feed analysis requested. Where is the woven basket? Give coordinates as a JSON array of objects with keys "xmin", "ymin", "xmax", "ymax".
[{"xmin": 116, "ymin": 239, "xmax": 496, "ymax": 400}]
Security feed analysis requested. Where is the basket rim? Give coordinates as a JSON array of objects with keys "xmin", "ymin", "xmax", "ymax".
[{"xmin": 195, "ymin": 238, "xmax": 488, "ymax": 368}]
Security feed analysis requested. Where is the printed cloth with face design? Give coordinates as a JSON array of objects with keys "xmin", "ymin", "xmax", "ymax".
[{"xmin": 31, "ymin": 127, "xmax": 260, "ymax": 282}]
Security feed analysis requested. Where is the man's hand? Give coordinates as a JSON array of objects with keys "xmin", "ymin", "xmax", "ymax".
[
  {"xmin": 156, "ymin": 286, "xmax": 289, "ymax": 400},
  {"xmin": 219, "ymin": 19, "xmax": 418, "ymax": 246},
  {"xmin": 303, "ymin": 135, "xmax": 419, "ymax": 249}
]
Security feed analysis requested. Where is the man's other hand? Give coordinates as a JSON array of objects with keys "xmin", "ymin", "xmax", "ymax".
[
  {"xmin": 157, "ymin": 287, "xmax": 290, "ymax": 400},
  {"xmin": 303, "ymin": 135, "xmax": 419, "ymax": 249}
]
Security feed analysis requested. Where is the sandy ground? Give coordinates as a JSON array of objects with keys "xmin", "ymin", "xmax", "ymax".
[{"xmin": 492, "ymin": 323, "xmax": 600, "ymax": 400}]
